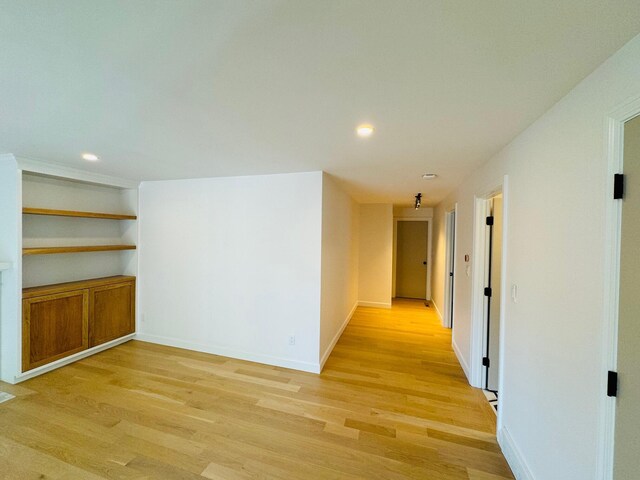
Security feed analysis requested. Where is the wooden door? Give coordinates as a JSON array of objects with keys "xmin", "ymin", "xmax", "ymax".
[
  {"xmin": 22, "ymin": 289, "xmax": 89, "ymax": 371},
  {"xmin": 445, "ymin": 210, "xmax": 456, "ymax": 328},
  {"xmin": 89, "ymin": 281, "xmax": 135, "ymax": 347},
  {"xmin": 396, "ymin": 221, "xmax": 428, "ymax": 299},
  {"xmin": 614, "ymin": 115, "xmax": 640, "ymax": 479},
  {"xmin": 486, "ymin": 195, "xmax": 503, "ymax": 392}
]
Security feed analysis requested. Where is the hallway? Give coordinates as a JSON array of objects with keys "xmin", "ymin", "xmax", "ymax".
[{"xmin": 0, "ymin": 300, "xmax": 513, "ymax": 479}]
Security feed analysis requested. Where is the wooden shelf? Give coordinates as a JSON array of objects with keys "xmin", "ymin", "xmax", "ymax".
[
  {"xmin": 23, "ymin": 245, "xmax": 136, "ymax": 256},
  {"xmin": 23, "ymin": 275, "xmax": 136, "ymax": 298},
  {"xmin": 23, "ymin": 207, "xmax": 136, "ymax": 220}
]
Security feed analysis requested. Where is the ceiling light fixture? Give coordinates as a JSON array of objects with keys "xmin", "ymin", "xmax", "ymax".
[
  {"xmin": 422, "ymin": 173, "xmax": 437, "ymax": 179},
  {"xmin": 414, "ymin": 193, "xmax": 422, "ymax": 210},
  {"xmin": 356, "ymin": 124, "xmax": 374, "ymax": 137},
  {"xmin": 82, "ymin": 153, "xmax": 99, "ymax": 161}
]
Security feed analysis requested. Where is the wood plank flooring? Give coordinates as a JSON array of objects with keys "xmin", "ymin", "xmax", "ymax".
[{"xmin": 0, "ymin": 298, "xmax": 513, "ymax": 479}]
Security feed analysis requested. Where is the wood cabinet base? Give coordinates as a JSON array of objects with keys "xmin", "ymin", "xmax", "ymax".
[{"xmin": 22, "ymin": 276, "xmax": 135, "ymax": 372}]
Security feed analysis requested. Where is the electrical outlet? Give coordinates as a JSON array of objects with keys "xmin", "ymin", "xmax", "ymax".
[{"xmin": 288, "ymin": 335, "xmax": 296, "ymax": 346}]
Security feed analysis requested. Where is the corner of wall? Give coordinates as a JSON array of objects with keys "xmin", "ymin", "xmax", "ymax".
[
  {"xmin": 319, "ymin": 301, "xmax": 358, "ymax": 370},
  {"xmin": 498, "ymin": 427, "xmax": 536, "ymax": 480},
  {"xmin": 358, "ymin": 301, "xmax": 392, "ymax": 309},
  {"xmin": 451, "ymin": 336, "xmax": 470, "ymax": 383},
  {"xmin": 319, "ymin": 174, "xmax": 360, "ymax": 366},
  {"xmin": 0, "ymin": 154, "xmax": 22, "ymax": 383},
  {"xmin": 358, "ymin": 204, "xmax": 394, "ymax": 307},
  {"xmin": 431, "ymin": 299, "xmax": 444, "ymax": 325}
]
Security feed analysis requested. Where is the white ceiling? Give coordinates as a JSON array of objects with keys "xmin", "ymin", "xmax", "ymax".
[{"xmin": 1, "ymin": 1, "xmax": 639, "ymax": 206}]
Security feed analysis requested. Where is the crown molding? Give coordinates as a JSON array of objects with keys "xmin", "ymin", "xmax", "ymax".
[{"xmin": 16, "ymin": 156, "xmax": 140, "ymax": 189}]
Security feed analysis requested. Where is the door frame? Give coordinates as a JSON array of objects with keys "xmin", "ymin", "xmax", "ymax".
[
  {"xmin": 470, "ymin": 176, "xmax": 508, "ymax": 427},
  {"xmin": 392, "ymin": 217, "xmax": 432, "ymax": 301},
  {"xmin": 600, "ymin": 95, "xmax": 640, "ymax": 480},
  {"xmin": 443, "ymin": 205, "xmax": 458, "ymax": 328}
]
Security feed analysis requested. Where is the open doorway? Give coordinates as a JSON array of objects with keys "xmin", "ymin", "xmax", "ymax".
[
  {"xmin": 443, "ymin": 207, "xmax": 457, "ymax": 328},
  {"xmin": 601, "ymin": 98, "xmax": 640, "ymax": 478},
  {"xmin": 612, "ymin": 113, "xmax": 640, "ymax": 478},
  {"xmin": 470, "ymin": 182, "xmax": 507, "ymax": 417},
  {"xmin": 394, "ymin": 220, "xmax": 431, "ymax": 300},
  {"xmin": 482, "ymin": 194, "xmax": 503, "ymax": 395}
]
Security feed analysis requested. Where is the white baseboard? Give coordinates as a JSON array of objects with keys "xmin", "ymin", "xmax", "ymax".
[
  {"xmin": 452, "ymin": 336, "xmax": 471, "ymax": 382},
  {"xmin": 0, "ymin": 392, "xmax": 15, "ymax": 403},
  {"xmin": 358, "ymin": 300, "xmax": 392, "ymax": 309},
  {"xmin": 135, "ymin": 333, "xmax": 321, "ymax": 374},
  {"xmin": 498, "ymin": 426, "xmax": 535, "ymax": 480},
  {"xmin": 431, "ymin": 299, "xmax": 444, "ymax": 325},
  {"xmin": 13, "ymin": 333, "xmax": 135, "ymax": 383},
  {"xmin": 320, "ymin": 301, "xmax": 358, "ymax": 370}
]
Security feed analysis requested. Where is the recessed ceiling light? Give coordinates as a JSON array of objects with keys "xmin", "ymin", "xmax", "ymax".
[
  {"xmin": 422, "ymin": 173, "xmax": 437, "ymax": 179},
  {"xmin": 356, "ymin": 124, "xmax": 374, "ymax": 137},
  {"xmin": 82, "ymin": 153, "xmax": 99, "ymax": 161}
]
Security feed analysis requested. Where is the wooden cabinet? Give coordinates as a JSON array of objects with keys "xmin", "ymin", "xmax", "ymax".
[
  {"xmin": 90, "ymin": 281, "xmax": 135, "ymax": 347},
  {"xmin": 22, "ymin": 276, "xmax": 135, "ymax": 372},
  {"xmin": 22, "ymin": 290, "xmax": 89, "ymax": 371}
]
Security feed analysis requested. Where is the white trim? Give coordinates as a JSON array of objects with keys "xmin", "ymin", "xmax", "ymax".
[
  {"xmin": 358, "ymin": 301, "xmax": 392, "ymax": 309},
  {"xmin": 443, "ymin": 204, "xmax": 458, "ymax": 329},
  {"xmin": 599, "ymin": 95, "xmax": 640, "ymax": 480},
  {"xmin": 392, "ymin": 218, "xmax": 397, "ymax": 297},
  {"xmin": 470, "ymin": 178, "xmax": 508, "ymax": 390},
  {"xmin": 17, "ymin": 156, "xmax": 140, "ymax": 189},
  {"xmin": 0, "ymin": 392, "xmax": 15, "ymax": 404},
  {"xmin": 452, "ymin": 336, "xmax": 470, "ymax": 382},
  {"xmin": 13, "ymin": 333, "xmax": 135, "ymax": 383},
  {"xmin": 135, "ymin": 185, "xmax": 143, "ymax": 334},
  {"xmin": 135, "ymin": 333, "xmax": 322, "ymax": 374},
  {"xmin": 498, "ymin": 427, "xmax": 535, "ymax": 480},
  {"xmin": 320, "ymin": 301, "xmax": 358, "ymax": 370},
  {"xmin": 470, "ymin": 196, "xmax": 489, "ymax": 388},
  {"xmin": 15, "ymin": 172, "xmax": 23, "ymax": 381},
  {"xmin": 496, "ymin": 177, "xmax": 509, "ymax": 432},
  {"xmin": 427, "ymin": 219, "xmax": 433, "ymax": 300},
  {"xmin": 431, "ymin": 299, "xmax": 444, "ymax": 324}
]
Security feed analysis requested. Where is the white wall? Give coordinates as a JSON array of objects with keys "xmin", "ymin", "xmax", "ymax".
[
  {"xmin": 431, "ymin": 34, "xmax": 640, "ymax": 480},
  {"xmin": 137, "ymin": 171, "xmax": 324, "ymax": 373},
  {"xmin": 358, "ymin": 204, "xmax": 393, "ymax": 308},
  {"xmin": 319, "ymin": 173, "xmax": 359, "ymax": 367},
  {"xmin": 431, "ymin": 206, "xmax": 447, "ymax": 320},
  {"xmin": 392, "ymin": 206, "xmax": 434, "ymax": 219},
  {"xmin": 0, "ymin": 155, "xmax": 21, "ymax": 382}
]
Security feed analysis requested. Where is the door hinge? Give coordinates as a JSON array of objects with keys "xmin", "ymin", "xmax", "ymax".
[
  {"xmin": 449, "ymin": 272, "xmax": 454, "ymax": 277},
  {"xmin": 607, "ymin": 371, "xmax": 618, "ymax": 397},
  {"xmin": 486, "ymin": 216, "xmax": 494, "ymax": 226},
  {"xmin": 482, "ymin": 357, "xmax": 490, "ymax": 367},
  {"xmin": 484, "ymin": 287, "xmax": 492, "ymax": 297},
  {"xmin": 614, "ymin": 174, "xmax": 624, "ymax": 200}
]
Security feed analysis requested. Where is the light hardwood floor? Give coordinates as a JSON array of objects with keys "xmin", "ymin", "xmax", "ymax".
[{"xmin": 0, "ymin": 299, "xmax": 513, "ymax": 479}]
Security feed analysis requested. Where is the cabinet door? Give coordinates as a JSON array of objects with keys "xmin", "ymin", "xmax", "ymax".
[
  {"xmin": 22, "ymin": 289, "xmax": 89, "ymax": 371},
  {"xmin": 89, "ymin": 281, "xmax": 135, "ymax": 347}
]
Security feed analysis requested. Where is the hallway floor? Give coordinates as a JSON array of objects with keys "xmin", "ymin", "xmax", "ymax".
[{"xmin": 0, "ymin": 299, "xmax": 513, "ymax": 479}]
